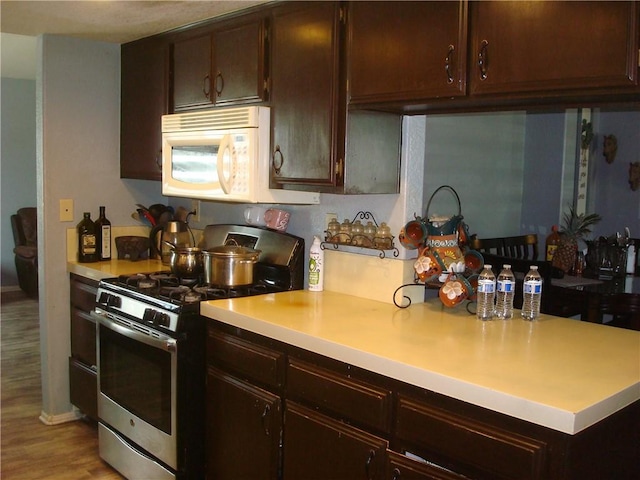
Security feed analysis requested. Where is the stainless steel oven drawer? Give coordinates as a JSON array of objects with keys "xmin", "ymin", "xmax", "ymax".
[{"xmin": 99, "ymin": 422, "xmax": 175, "ymax": 480}]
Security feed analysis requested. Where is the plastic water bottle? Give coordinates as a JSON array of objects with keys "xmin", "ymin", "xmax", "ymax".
[
  {"xmin": 476, "ymin": 264, "xmax": 496, "ymax": 320},
  {"xmin": 495, "ymin": 264, "xmax": 515, "ymax": 319},
  {"xmin": 521, "ymin": 265, "xmax": 542, "ymax": 320}
]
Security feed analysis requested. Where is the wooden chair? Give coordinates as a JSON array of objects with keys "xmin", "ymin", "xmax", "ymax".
[
  {"xmin": 471, "ymin": 234, "xmax": 539, "ymax": 260},
  {"xmin": 503, "ymin": 234, "xmax": 539, "ymax": 260},
  {"xmin": 599, "ymin": 293, "xmax": 640, "ymax": 331},
  {"xmin": 469, "ymin": 237, "xmax": 506, "ymax": 256}
]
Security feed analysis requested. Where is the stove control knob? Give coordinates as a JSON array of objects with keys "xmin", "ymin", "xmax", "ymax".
[
  {"xmin": 156, "ymin": 313, "xmax": 171, "ymax": 328},
  {"xmin": 99, "ymin": 292, "xmax": 121, "ymax": 308},
  {"xmin": 97, "ymin": 292, "xmax": 110, "ymax": 305},
  {"xmin": 143, "ymin": 308, "xmax": 157, "ymax": 324},
  {"xmin": 106, "ymin": 295, "xmax": 122, "ymax": 308}
]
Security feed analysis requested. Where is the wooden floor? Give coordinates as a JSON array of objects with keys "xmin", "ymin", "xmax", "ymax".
[{"xmin": 1, "ymin": 290, "xmax": 123, "ymax": 479}]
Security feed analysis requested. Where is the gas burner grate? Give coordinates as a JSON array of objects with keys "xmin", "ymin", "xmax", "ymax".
[{"xmin": 120, "ymin": 273, "xmax": 159, "ymax": 290}]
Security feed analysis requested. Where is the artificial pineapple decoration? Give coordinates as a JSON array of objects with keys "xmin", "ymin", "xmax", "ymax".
[{"xmin": 552, "ymin": 205, "xmax": 601, "ymax": 273}]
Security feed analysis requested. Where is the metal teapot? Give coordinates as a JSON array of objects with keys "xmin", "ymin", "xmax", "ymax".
[{"xmin": 150, "ymin": 221, "xmax": 193, "ymax": 265}]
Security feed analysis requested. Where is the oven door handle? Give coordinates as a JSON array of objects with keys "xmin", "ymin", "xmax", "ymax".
[{"xmin": 93, "ymin": 311, "xmax": 177, "ymax": 353}]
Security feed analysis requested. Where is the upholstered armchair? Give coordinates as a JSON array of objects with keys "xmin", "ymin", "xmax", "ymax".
[{"xmin": 11, "ymin": 207, "xmax": 38, "ymax": 297}]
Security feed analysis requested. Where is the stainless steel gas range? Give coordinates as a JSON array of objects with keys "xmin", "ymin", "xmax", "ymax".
[{"xmin": 91, "ymin": 225, "xmax": 305, "ymax": 479}]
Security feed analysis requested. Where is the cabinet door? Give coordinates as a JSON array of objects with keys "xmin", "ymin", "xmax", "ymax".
[
  {"xmin": 469, "ymin": 1, "xmax": 639, "ymax": 96},
  {"xmin": 270, "ymin": 2, "xmax": 345, "ymax": 190},
  {"xmin": 283, "ymin": 402, "xmax": 387, "ymax": 480},
  {"xmin": 206, "ymin": 367, "xmax": 281, "ymax": 480},
  {"xmin": 120, "ymin": 36, "xmax": 168, "ymax": 181},
  {"xmin": 173, "ymin": 33, "xmax": 214, "ymax": 110},
  {"xmin": 213, "ymin": 17, "xmax": 267, "ymax": 105},
  {"xmin": 348, "ymin": 1, "xmax": 467, "ymax": 104}
]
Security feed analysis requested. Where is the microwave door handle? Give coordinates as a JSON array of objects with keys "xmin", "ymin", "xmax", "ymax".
[{"xmin": 217, "ymin": 134, "xmax": 232, "ymax": 194}]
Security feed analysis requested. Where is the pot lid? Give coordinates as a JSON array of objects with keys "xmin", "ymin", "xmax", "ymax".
[{"xmin": 205, "ymin": 245, "xmax": 261, "ymax": 258}]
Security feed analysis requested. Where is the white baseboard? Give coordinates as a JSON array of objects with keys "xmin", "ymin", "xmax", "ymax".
[{"xmin": 39, "ymin": 409, "xmax": 83, "ymax": 425}]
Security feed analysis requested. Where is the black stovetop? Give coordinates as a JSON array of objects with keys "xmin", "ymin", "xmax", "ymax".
[{"xmin": 104, "ymin": 270, "xmax": 289, "ymax": 306}]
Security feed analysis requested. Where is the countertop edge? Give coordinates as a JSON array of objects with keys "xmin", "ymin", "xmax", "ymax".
[
  {"xmin": 67, "ymin": 260, "xmax": 169, "ymax": 281},
  {"xmin": 200, "ymin": 300, "xmax": 639, "ymax": 435}
]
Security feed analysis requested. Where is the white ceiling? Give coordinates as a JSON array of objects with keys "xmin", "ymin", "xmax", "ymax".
[{"xmin": 0, "ymin": 0, "xmax": 270, "ymax": 79}]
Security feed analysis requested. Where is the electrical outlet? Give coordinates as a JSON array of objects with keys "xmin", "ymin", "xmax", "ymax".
[
  {"xmin": 191, "ymin": 199, "xmax": 201, "ymax": 222},
  {"xmin": 59, "ymin": 199, "xmax": 74, "ymax": 222},
  {"xmin": 325, "ymin": 212, "xmax": 338, "ymax": 228}
]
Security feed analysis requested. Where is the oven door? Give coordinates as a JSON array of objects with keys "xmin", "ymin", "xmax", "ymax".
[{"xmin": 94, "ymin": 310, "xmax": 178, "ymax": 472}]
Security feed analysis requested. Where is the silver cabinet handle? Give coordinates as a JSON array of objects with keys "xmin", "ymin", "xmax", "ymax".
[
  {"xmin": 445, "ymin": 44, "xmax": 455, "ymax": 84},
  {"xmin": 478, "ymin": 40, "xmax": 489, "ymax": 80}
]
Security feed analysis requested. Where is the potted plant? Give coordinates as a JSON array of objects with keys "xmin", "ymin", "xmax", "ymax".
[{"xmin": 552, "ymin": 205, "xmax": 601, "ymax": 273}]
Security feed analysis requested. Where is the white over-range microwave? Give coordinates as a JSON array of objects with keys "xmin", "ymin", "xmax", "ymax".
[{"xmin": 161, "ymin": 106, "xmax": 320, "ymax": 204}]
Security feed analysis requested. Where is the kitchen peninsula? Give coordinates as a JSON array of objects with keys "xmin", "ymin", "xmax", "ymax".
[{"xmin": 201, "ymin": 291, "xmax": 640, "ymax": 479}]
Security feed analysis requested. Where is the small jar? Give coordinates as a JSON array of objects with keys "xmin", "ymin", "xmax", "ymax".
[
  {"xmin": 351, "ymin": 220, "xmax": 364, "ymax": 246},
  {"xmin": 339, "ymin": 219, "xmax": 352, "ymax": 243},
  {"xmin": 375, "ymin": 222, "xmax": 392, "ymax": 249},
  {"xmin": 327, "ymin": 218, "xmax": 340, "ymax": 240},
  {"xmin": 363, "ymin": 221, "xmax": 376, "ymax": 241}
]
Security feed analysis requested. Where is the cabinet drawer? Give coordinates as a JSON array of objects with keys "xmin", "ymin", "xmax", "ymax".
[
  {"xmin": 386, "ymin": 450, "xmax": 469, "ymax": 480},
  {"xmin": 287, "ymin": 358, "xmax": 392, "ymax": 433},
  {"xmin": 69, "ymin": 357, "xmax": 97, "ymax": 420},
  {"xmin": 396, "ymin": 394, "xmax": 547, "ymax": 480},
  {"xmin": 70, "ymin": 275, "xmax": 98, "ymax": 312},
  {"xmin": 71, "ymin": 307, "xmax": 97, "ymax": 366},
  {"xmin": 207, "ymin": 328, "xmax": 284, "ymax": 389}
]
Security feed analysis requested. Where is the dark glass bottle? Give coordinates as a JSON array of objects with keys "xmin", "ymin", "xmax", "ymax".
[
  {"xmin": 77, "ymin": 212, "xmax": 98, "ymax": 263},
  {"xmin": 94, "ymin": 206, "xmax": 112, "ymax": 261}
]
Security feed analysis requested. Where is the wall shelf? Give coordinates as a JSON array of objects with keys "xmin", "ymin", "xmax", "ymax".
[{"xmin": 321, "ymin": 211, "xmax": 399, "ymax": 259}]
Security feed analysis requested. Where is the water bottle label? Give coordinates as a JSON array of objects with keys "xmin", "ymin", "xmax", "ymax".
[
  {"xmin": 478, "ymin": 279, "xmax": 495, "ymax": 293},
  {"xmin": 523, "ymin": 280, "xmax": 542, "ymax": 294},
  {"xmin": 497, "ymin": 280, "xmax": 514, "ymax": 293}
]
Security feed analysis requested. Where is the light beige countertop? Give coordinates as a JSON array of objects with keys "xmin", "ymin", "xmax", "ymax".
[
  {"xmin": 201, "ymin": 290, "xmax": 640, "ymax": 435},
  {"xmin": 67, "ymin": 259, "xmax": 169, "ymax": 281}
]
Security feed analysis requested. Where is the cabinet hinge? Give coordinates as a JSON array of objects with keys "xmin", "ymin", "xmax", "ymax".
[
  {"xmin": 336, "ymin": 157, "xmax": 344, "ymax": 179},
  {"xmin": 339, "ymin": 5, "xmax": 346, "ymax": 24}
]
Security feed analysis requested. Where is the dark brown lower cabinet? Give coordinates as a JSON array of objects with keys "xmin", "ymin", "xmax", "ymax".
[
  {"xmin": 283, "ymin": 401, "xmax": 387, "ymax": 480},
  {"xmin": 205, "ymin": 366, "xmax": 281, "ymax": 480},
  {"xmin": 205, "ymin": 320, "xmax": 639, "ymax": 480},
  {"xmin": 69, "ymin": 274, "xmax": 98, "ymax": 420}
]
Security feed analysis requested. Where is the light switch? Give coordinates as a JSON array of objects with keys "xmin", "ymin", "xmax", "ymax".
[{"xmin": 60, "ymin": 199, "xmax": 74, "ymax": 222}]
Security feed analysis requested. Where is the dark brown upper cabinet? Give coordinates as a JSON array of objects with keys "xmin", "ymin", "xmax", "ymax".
[
  {"xmin": 468, "ymin": 1, "xmax": 639, "ymax": 96},
  {"xmin": 172, "ymin": 33, "xmax": 213, "ymax": 110},
  {"xmin": 172, "ymin": 13, "xmax": 268, "ymax": 112},
  {"xmin": 213, "ymin": 15, "xmax": 269, "ymax": 106},
  {"xmin": 269, "ymin": 1, "xmax": 345, "ymax": 190},
  {"xmin": 268, "ymin": 2, "xmax": 402, "ymax": 194},
  {"xmin": 348, "ymin": 1, "xmax": 468, "ymax": 105},
  {"xmin": 120, "ymin": 35, "xmax": 169, "ymax": 181}
]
